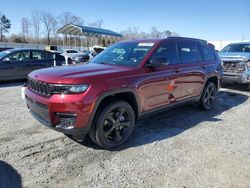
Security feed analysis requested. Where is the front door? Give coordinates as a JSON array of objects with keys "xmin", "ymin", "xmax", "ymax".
[{"xmin": 142, "ymin": 42, "xmax": 180, "ymax": 111}]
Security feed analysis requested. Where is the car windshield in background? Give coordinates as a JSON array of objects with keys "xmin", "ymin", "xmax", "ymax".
[
  {"xmin": 0, "ymin": 51, "xmax": 9, "ymax": 59},
  {"xmin": 221, "ymin": 43, "xmax": 250, "ymax": 53},
  {"xmin": 91, "ymin": 42, "xmax": 154, "ymax": 67}
]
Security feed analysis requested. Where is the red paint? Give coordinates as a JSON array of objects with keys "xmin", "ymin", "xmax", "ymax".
[{"xmin": 25, "ymin": 37, "xmax": 222, "ymax": 131}]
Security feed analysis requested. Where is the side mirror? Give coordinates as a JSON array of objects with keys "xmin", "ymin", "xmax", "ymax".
[{"xmin": 145, "ymin": 57, "xmax": 169, "ymax": 67}]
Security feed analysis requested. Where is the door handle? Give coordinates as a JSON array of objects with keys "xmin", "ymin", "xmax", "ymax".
[{"xmin": 174, "ymin": 68, "xmax": 181, "ymax": 73}]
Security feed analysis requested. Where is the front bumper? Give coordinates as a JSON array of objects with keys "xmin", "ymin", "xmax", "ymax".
[
  {"xmin": 222, "ymin": 72, "xmax": 250, "ymax": 84},
  {"xmin": 25, "ymin": 88, "xmax": 92, "ymax": 138}
]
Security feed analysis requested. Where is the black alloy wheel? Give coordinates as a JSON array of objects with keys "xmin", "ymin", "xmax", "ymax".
[
  {"xmin": 199, "ymin": 82, "xmax": 217, "ymax": 110},
  {"xmin": 92, "ymin": 101, "xmax": 135, "ymax": 149}
]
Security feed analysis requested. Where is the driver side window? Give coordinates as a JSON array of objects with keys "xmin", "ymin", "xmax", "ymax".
[
  {"xmin": 5, "ymin": 51, "xmax": 30, "ymax": 62},
  {"xmin": 151, "ymin": 43, "xmax": 178, "ymax": 65}
]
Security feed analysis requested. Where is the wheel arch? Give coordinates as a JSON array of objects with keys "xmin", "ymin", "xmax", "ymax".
[{"xmin": 87, "ymin": 88, "xmax": 141, "ymax": 129}]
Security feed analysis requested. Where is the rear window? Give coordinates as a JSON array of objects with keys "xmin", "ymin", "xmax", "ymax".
[
  {"xmin": 178, "ymin": 42, "xmax": 200, "ymax": 63},
  {"xmin": 31, "ymin": 51, "xmax": 53, "ymax": 60},
  {"xmin": 200, "ymin": 44, "xmax": 215, "ymax": 61}
]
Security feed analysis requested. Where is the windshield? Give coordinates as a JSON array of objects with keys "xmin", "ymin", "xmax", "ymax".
[
  {"xmin": 0, "ymin": 51, "xmax": 9, "ymax": 59},
  {"xmin": 221, "ymin": 43, "xmax": 250, "ymax": 53},
  {"xmin": 91, "ymin": 41, "xmax": 155, "ymax": 67}
]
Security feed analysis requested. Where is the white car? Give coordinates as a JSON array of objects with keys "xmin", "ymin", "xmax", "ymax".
[{"xmin": 62, "ymin": 49, "xmax": 81, "ymax": 58}]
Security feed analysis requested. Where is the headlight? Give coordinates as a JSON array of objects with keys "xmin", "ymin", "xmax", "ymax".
[
  {"xmin": 53, "ymin": 84, "xmax": 89, "ymax": 94},
  {"xmin": 247, "ymin": 61, "xmax": 250, "ymax": 67}
]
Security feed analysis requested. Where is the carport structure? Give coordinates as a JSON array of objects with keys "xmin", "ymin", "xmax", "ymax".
[{"xmin": 56, "ymin": 24, "xmax": 123, "ymax": 49}]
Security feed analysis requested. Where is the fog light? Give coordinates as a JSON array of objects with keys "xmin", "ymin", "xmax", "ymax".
[
  {"xmin": 248, "ymin": 76, "xmax": 250, "ymax": 80},
  {"xmin": 56, "ymin": 113, "xmax": 77, "ymax": 129}
]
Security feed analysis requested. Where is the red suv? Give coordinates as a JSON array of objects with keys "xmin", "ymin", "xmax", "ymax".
[{"xmin": 25, "ymin": 37, "xmax": 222, "ymax": 149}]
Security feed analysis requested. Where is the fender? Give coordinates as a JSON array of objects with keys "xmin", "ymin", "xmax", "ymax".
[{"xmin": 86, "ymin": 88, "xmax": 141, "ymax": 128}]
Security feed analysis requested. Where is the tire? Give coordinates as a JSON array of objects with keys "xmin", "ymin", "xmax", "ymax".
[
  {"xmin": 90, "ymin": 100, "xmax": 135, "ymax": 149},
  {"xmin": 199, "ymin": 82, "xmax": 217, "ymax": 111},
  {"xmin": 220, "ymin": 82, "xmax": 227, "ymax": 88},
  {"xmin": 247, "ymin": 84, "xmax": 250, "ymax": 91}
]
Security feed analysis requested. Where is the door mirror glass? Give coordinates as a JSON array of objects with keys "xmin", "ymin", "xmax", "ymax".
[{"xmin": 146, "ymin": 57, "xmax": 169, "ymax": 67}]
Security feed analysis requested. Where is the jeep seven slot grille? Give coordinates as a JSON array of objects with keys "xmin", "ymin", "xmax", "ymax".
[{"xmin": 28, "ymin": 78, "xmax": 54, "ymax": 97}]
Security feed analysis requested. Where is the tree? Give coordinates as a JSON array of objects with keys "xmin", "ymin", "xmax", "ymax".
[
  {"xmin": 32, "ymin": 10, "xmax": 41, "ymax": 43},
  {"xmin": 150, "ymin": 26, "xmax": 160, "ymax": 38},
  {"xmin": 21, "ymin": 17, "xmax": 30, "ymax": 42},
  {"xmin": 40, "ymin": 11, "xmax": 57, "ymax": 45},
  {"xmin": 165, "ymin": 30, "xmax": 172, "ymax": 37},
  {"xmin": 88, "ymin": 19, "xmax": 103, "ymax": 28},
  {"xmin": 0, "ymin": 14, "xmax": 11, "ymax": 41},
  {"xmin": 59, "ymin": 12, "xmax": 84, "ymax": 26}
]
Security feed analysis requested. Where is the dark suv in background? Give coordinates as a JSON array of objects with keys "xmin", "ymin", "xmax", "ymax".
[
  {"xmin": 25, "ymin": 37, "xmax": 222, "ymax": 149},
  {"xmin": 0, "ymin": 49, "xmax": 65, "ymax": 81}
]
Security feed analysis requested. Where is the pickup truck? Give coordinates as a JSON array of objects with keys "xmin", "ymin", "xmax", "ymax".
[{"xmin": 218, "ymin": 42, "xmax": 250, "ymax": 90}]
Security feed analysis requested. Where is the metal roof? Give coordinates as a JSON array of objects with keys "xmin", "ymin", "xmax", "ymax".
[{"xmin": 57, "ymin": 24, "xmax": 123, "ymax": 37}]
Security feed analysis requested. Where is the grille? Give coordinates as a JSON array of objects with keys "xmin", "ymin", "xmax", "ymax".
[
  {"xmin": 28, "ymin": 78, "xmax": 54, "ymax": 97},
  {"xmin": 25, "ymin": 95, "xmax": 49, "ymax": 124},
  {"xmin": 223, "ymin": 62, "xmax": 246, "ymax": 73}
]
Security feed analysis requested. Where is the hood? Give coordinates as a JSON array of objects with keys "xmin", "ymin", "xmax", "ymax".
[
  {"xmin": 29, "ymin": 63, "xmax": 134, "ymax": 84},
  {"xmin": 218, "ymin": 52, "xmax": 250, "ymax": 62}
]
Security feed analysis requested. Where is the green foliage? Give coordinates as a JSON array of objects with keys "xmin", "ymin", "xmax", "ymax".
[{"xmin": 0, "ymin": 14, "xmax": 11, "ymax": 41}]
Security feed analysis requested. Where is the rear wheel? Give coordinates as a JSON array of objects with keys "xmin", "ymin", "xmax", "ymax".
[
  {"xmin": 90, "ymin": 101, "xmax": 135, "ymax": 149},
  {"xmin": 199, "ymin": 82, "xmax": 217, "ymax": 110},
  {"xmin": 247, "ymin": 84, "xmax": 250, "ymax": 91}
]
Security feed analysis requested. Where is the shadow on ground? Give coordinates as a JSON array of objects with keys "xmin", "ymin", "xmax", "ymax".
[
  {"xmin": 0, "ymin": 80, "xmax": 26, "ymax": 88},
  {"xmin": 222, "ymin": 83, "xmax": 249, "ymax": 92},
  {"xmin": 77, "ymin": 90, "xmax": 248, "ymax": 150},
  {"xmin": 0, "ymin": 161, "xmax": 22, "ymax": 188}
]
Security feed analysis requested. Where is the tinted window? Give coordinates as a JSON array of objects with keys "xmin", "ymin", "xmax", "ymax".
[
  {"xmin": 178, "ymin": 42, "xmax": 200, "ymax": 63},
  {"xmin": 200, "ymin": 45, "xmax": 215, "ymax": 61},
  {"xmin": 32, "ymin": 51, "xmax": 44, "ymax": 59},
  {"xmin": 151, "ymin": 43, "xmax": 178, "ymax": 65},
  {"xmin": 31, "ymin": 51, "xmax": 53, "ymax": 60},
  {"xmin": 66, "ymin": 50, "xmax": 78, "ymax": 53},
  {"xmin": 5, "ymin": 51, "xmax": 30, "ymax": 61},
  {"xmin": 44, "ymin": 52, "xmax": 53, "ymax": 59}
]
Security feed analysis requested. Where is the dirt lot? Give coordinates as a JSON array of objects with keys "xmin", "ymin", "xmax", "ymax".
[{"xmin": 0, "ymin": 82, "xmax": 249, "ymax": 188}]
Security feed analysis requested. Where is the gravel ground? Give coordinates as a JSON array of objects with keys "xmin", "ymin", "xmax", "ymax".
[{"xmin": 0, "ymin": 81, "xmax": 250, "ymax": 188}]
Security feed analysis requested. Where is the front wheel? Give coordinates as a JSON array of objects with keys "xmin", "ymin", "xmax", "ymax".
[
  {"xmin": 91, "ymin": 101, "xmax": 135, "ymax": 149},
  {"xmin": 199, "ymin": 82, "xmax": 217, "ymax": 110}
]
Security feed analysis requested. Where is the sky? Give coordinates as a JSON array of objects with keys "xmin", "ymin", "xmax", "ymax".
[{"xmin": 1, "ymin": 0, "xmax": 250, "ymax": 41}]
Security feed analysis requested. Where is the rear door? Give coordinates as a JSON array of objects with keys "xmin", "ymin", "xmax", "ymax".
[
  {"xmin": 28, "ymin": 50, "xmax": 53, "ymax": 73},
  {"xmin": 176, "ymin": 40, "xmax": 205, "ymax": 99}
]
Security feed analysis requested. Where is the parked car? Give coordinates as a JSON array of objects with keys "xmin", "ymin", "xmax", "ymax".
[
  {"xmin": 24, "ymin": 37, "xmax": 222, "ymax": 149},
  {"xmin": 62, "ymin": 49, "xmax": 80, "ymax": 58},
  {"xmin": 218, "ymin": 42, "xmax": 250, "ymax": 90},
  {"xmin": 0, "ymin": 49, "xmax": 65, "ymax": 81},
  {"xmin": 71, "ymin": 50, "xmax": 93, "ymax": 64}
]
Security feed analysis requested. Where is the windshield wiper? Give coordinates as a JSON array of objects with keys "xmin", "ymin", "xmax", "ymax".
[{"xmin": 98, "ymin": 61, "xmax": 116, "ymax": 65}]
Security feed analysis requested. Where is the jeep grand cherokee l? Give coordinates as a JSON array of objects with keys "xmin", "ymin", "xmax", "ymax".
[
  {"xmin": 218, "ymin": 42, "xmax": 250, "ymax": 91},
  {"xmin": 25, "ymin": 37, "xmax": 222, "ymax": 149}
]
